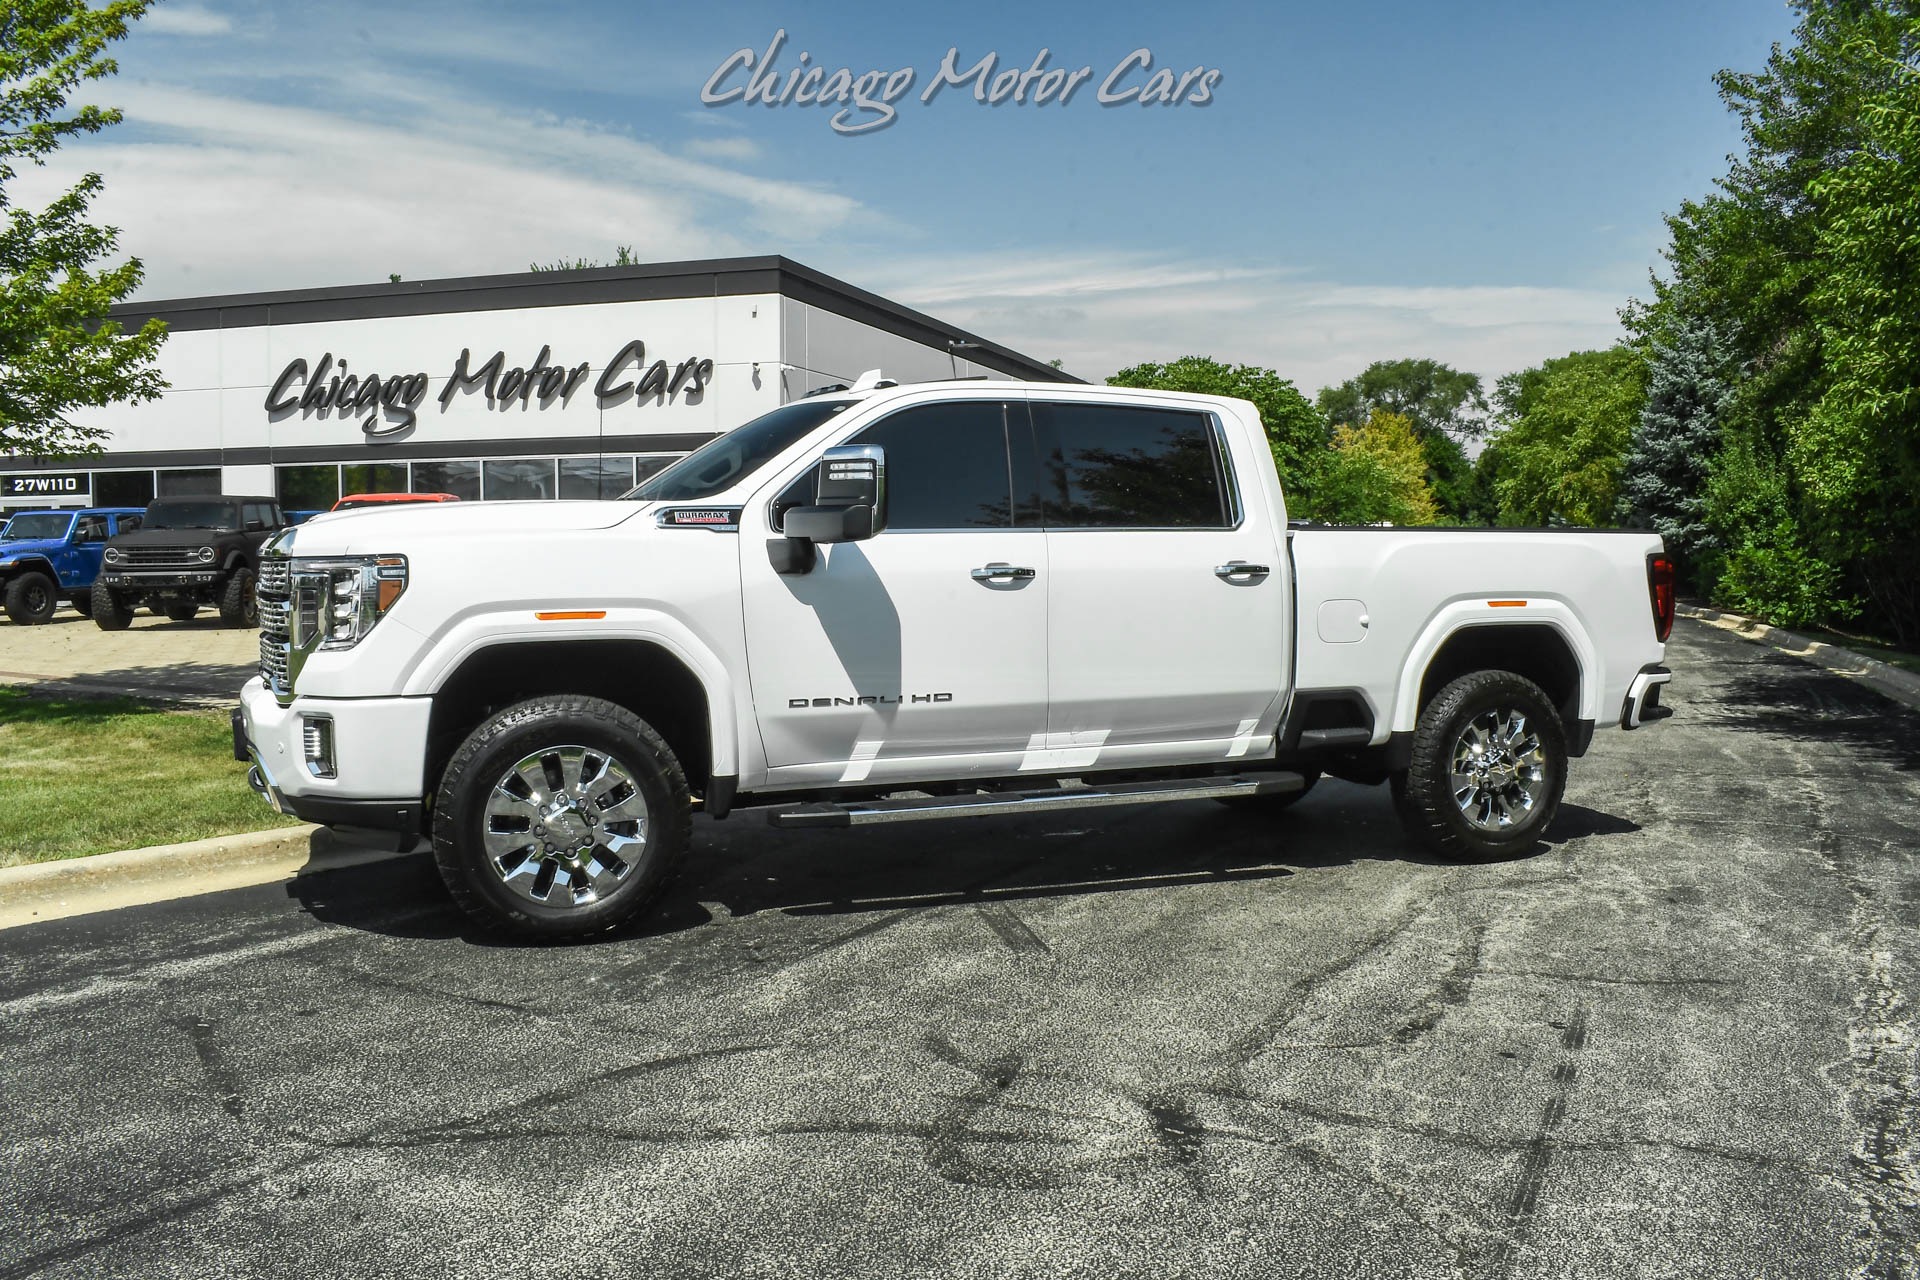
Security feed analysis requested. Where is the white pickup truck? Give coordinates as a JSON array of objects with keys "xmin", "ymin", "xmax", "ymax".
[{"xmin": 235, "ymin": 377, "xmax": 1676, "ymax": 938}]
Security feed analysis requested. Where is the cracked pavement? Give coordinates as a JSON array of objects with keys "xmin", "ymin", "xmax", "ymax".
[{"xmin": 1, "ymin": 619, "xmax": 1916, "ymax": 1278}]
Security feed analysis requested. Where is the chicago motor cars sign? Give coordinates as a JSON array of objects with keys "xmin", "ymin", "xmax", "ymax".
[{"xmin": 263, "ymin": 340, "xmax": 716, "ymax": 440}]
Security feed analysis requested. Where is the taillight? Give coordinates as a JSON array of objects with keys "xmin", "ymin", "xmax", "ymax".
[{"xmin": 1648, "ymin": 553, "xmax": 1676, "ymax": 642}]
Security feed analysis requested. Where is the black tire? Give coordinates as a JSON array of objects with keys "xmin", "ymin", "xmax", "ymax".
[
  {"xmin": 1217, "ymin": 769, "xmax": 1320, "ymax": 812},
  {"xmin": 91, "ymin": 578, "xmax": 135, "ymax": 631},
  {"xmin": 218, "ymin": 567, "xmax": 257, "ymax": 628},
  {"xmin": 3, "ymin": 571, "xmax": 58, "ymax": 625},
  {"xmin": 432, "ymin": 695, "xmax": 692, "ymax": 940},
  {"xmin": 68, "ymin": 592, "xmax": 93, "ymax": 619},
  {"xmin": 1391, "ymin": 670, "xmax": 1567, "ymax": 862},
  {"xmin": 164, "ymin": 603, "xmax": 199, "ymax": 622}
]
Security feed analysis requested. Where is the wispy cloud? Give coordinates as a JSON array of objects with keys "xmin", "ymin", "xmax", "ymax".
[
  {"xmin": 142, "ymin": 3, "xmax": 231, "ymax": 37},
  {"xmin": 856, "ymin": 251, "xmax": 1626, "ymax": 390}
]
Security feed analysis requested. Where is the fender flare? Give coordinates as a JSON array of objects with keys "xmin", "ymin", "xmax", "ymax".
[
  {"xmin": 1390, "ymin": 598, "xmax": 1601, "ymax": 735},
  {"xmin": 401, "ymin": 611, "xmax": 743, "ymax": 780}
]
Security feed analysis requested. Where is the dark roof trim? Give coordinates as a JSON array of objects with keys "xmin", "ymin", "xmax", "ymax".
[{"xmin": 108, "ymin": 255, "xmax": 1081, "ymax": 385}]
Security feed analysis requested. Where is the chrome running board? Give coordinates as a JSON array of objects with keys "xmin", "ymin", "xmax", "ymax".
[{"xmin": 767, "ymin": 771, "xmax": 1307, "ymax": 829}]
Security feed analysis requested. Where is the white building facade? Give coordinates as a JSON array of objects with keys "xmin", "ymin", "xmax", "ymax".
[{"xmin": 0, "ymin": 256, "xmax": 1073, "ymax": 514}]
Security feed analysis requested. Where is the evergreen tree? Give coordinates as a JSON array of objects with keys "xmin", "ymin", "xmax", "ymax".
[{"xmin": 1615, "ymin": 313, "xmax": 1731, "ymax": 580}]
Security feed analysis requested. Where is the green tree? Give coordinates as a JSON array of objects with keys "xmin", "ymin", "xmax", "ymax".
[
  {"xmin": 1107, "ymin": 355, "xmax": 1326, "ymax": 506},
  {"xmin": 1615, "ymin": 312, "xmax": 1731, "ymax": 583},
  {"xmin": 1311, "ymin": 409, "xmax": 1438, "ymax": 525},
  {"xmin": 1317, "ymin": 358, "xmax": 1488, "ymax": 519},
  {"xmin": 1488, "ymin": 347, "xmax": 1647, "ymax": 527},
  {"xmin": 0, "ymin": 0, "xmax": 165, "ymax": 459}
]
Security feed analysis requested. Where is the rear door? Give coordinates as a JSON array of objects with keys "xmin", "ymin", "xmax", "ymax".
[
  {"xmin": 739, "ymin": 397, "xmax": 1049, "ymax": 788},
  {"xmin": 1033, "ymin": 397, "xmax": 1288, "ymax": 767}
]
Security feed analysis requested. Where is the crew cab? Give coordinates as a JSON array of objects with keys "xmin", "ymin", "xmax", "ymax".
[
  {"xmin": 95, "ymin": 496, "xmax": 289, "ymax": 630},
  {"xmin": 235, "ymin": 378, "xmax": 1675, "ymax": 939},
  {"xmin": 0, "ymin": 507, "xmax": 146, "ymax": 624}
]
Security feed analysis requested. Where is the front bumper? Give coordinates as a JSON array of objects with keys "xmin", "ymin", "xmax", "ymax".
[
  {"xmin": 235, "ymin": 678, "xmax": 431, "ymax": 836},
  {"xmin": 101, "ymin": 571, "xmax": 220, "ymax": 588}
]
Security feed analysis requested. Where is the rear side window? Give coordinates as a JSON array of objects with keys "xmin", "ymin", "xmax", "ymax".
[
  {"xmin": 1031, "ymin": 402, "xmax": 1232, "ymax": 529},
  {"xmin": 851, "ymin": 401, "xmax": 1020, "ymax": 530},
  {"xmin": 116, "ymin": 514, "xmax": 142, "ymax": 533}
]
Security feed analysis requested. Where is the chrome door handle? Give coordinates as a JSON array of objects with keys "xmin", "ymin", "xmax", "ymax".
[
  {"xmin": 971, "ymin": 563, "xmax": 1036, "ymax": 581},
  {"xmin": 1214, "ymin": 562, "xmax": 1270, "ymax": 579}
]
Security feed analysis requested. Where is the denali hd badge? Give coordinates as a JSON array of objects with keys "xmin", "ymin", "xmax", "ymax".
[{"xmin": 789, "ymin": 693, "xmax": 954, "ymax": 708}]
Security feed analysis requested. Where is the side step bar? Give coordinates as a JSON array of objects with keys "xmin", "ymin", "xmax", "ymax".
[{"xmin": 767, "ymin": 771, "xmax": 1307, "ymax": 829}]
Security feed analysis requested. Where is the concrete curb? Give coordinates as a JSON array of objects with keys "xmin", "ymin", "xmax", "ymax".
[
  {"xmin": 0, "ymin": 825, "xmax": 422, "ymax": 930},
  {"xmin": 1679, "ymin": 603, "xmax": 1920, "ymax": 713}
]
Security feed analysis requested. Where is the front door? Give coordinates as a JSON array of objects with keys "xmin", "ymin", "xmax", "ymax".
[
  {"xmin": 739, "ymin": 397, "xmax": 1049, "ymax": 789},
  {"xmin": 1033, "ymin": 397, "xmax": 1289, "ymax": 767}
]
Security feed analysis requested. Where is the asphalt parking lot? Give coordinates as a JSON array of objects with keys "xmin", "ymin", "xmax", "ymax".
[{"xmin": 1, "ymin": 619, "xmax": 1916, "ymax": 1279}]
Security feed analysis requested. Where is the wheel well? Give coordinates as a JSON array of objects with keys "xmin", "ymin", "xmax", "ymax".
[
  {"xmin": 424, "ymin": 640, "xmax": 713, "ymax": 805},
  {"xmin": 4, "ymin": 557, "xmax": 55, "ymax": 581},
  {"xmin": 1418, "ymin": 624, "xmax": 1582, "ymax": 728}
]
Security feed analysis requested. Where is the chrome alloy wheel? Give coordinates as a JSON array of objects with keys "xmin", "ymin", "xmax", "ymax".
[
  {"xmin": 1447, "ymin": 708, "xmax": 1549, "ymax": 833},
  {"xmin": 482, "ymin": 745, "xmax": 649, "ymax": 908}
]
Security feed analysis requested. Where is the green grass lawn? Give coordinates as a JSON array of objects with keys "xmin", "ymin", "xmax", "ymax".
[{"xmin": 0, "ymin": 688, "xmax": 302, "ymax": 868}]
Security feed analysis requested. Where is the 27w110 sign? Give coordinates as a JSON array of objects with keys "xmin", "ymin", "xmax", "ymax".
[{"xmin": 2, "ymin": 473, "xmax": 88, "ymax": 499}]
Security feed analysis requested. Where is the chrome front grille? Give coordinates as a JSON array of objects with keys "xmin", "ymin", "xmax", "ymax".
[{"xmin": 257, "ymin": 553, "xmax": 293, "ymax": 696}]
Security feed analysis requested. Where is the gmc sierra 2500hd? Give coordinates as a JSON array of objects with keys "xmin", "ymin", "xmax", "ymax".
[{"xmin": 235, "ymin": 376, "xmax": 1675, "ymax": 939}]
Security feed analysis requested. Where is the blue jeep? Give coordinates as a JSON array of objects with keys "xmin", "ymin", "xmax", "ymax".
[{"xmin": 0, "ymin": 507, "xmax": 148, "ymax": 624}]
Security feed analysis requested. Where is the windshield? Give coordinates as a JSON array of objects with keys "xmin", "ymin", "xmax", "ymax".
[
  {"xmin": 625, "ymin": 399, "xmax": 856, "ymax": 502},
  {"xmin": 1, "ymin": 513, "xmax": 72, "ymax": 541},
  {"xmin": 145, "ymin": 500, "xmax": 241, "ymax": 532}
]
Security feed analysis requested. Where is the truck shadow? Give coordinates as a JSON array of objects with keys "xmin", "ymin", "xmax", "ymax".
[{"xmin": 288, "ymin": 787, "xmax": 1634, "ymax": 947}]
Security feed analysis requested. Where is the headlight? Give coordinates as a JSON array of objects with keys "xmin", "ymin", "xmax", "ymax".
[
  {"xmin": 104, "ymin": 546, "xmax": 123, "ymax": 564},
  {"xmin": 196, "ymin": 546, "xmax": 215, "ymax": 563},
  {"xmin": 290, "ymin": 555, "xmax": 408, "ymax": 649}
]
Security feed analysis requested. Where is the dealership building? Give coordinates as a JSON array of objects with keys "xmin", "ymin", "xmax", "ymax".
[{"xmin": 0, "ymin": 256, "xmax": 1074, "ymax": 515}]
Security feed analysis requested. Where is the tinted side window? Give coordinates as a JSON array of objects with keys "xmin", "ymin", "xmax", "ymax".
[
  {"xmin": 116, "ymin": 514, "xmax": 141, "ymax": 533},
  {"xmin": 1032, "ymin": 402, "xmax": 1231, "ymax": 529},
  {"xmin": 74, "ymin": 516, "xmax": 107, "ymax": 542},
  {"xmin": 852, "ymin": 401, "xmax": 1017, "ymax": 530}
]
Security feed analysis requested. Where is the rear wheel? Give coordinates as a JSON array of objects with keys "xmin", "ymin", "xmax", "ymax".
[
  {"xmin": 432, "ymin": 695, "xmax": 692, "ymax": 940},
  {"xmin": 90, "ymin": 579, "xmax": 135, "ymax": 631},
  {"xmin": 218, "ymin": 567, "xmax": 256, "ymax": 628},
  {"xmin": 164, "ymin": 603, "xmax": 199, "ymax": 622},
  {"xmin": 4, "ymin": 571, "xmax": 58, "ymax": 625},
  {"xmin": 68, "ymin": 592, "xmax": 93, "ymax": 619},
  {"xmin": 1392, "ymin": 670, "xmax": 1567, "ymax": 862}
]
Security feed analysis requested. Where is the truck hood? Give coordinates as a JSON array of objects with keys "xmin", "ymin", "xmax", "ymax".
[
  {"xmin": 278, "ymin": 500, "xmax": 649, "ymax": 556},
  {"xmin": 108, "ymin": 526, "xmax": 244, "ymax": 551},
  {"xmin": 0, "ymin": 536, "xmax": 64, "ymax": 560}
]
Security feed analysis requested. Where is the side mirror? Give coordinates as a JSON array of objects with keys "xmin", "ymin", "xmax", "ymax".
[{"xmin": 783, "ymin": 445, "xmax": 886, "ymax": 545}]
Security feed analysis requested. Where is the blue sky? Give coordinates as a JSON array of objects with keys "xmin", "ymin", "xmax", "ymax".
[{"xmin": 33, "ymin": 0, "xmax": 1799, "ymax": 391}]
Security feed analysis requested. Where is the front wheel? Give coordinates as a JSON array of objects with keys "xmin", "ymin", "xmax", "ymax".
[
  {"xmin": 4, "ymin": 571, "xmax": 58, "ymax": 625},
  {"xmin": 90, "ymin": 579, "xmax": 135, "ymax": 631},
  {"xmin": 1392, "ymin": 670, "xmax": 1567, "ymax": 862},
  {"xmin": 432, "ymin": 695, "xmax": 692, "ymax": 940},
  {"xmin": 218, "ymin": 567, "xmax": 256, "ymax": 628}
]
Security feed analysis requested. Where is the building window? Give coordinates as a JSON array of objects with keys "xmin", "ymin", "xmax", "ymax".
[
  {"xmin": 634, "ymin": 455, "xmax": 678, "ymax": 485},
  {"xmin": 482, "ymin": 459, "xmax": 556, "ymax": 501},
  {"xmin": 277, "ymin": 465, "xmax": 340, "ymax": 511},
  {"xmin": 158, "ymin": 468, "xmax": 223, "ymax": 497},
  {"xmin": 559, "ymin": 456, "xmax": 635, "ymax": 500},
  {"xmin": 411, "ymin": 460, "xmax": 481, "ymax": 501},
  {"xmin": 340, "ymin": 462, "xmax": 408, "ymax": 497},
  {"xmin": 93, "ymin": 470, "xmax": 156, "ymax": 509}
]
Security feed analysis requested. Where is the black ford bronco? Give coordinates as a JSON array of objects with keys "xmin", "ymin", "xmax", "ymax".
[{"xmin": 94, "ymin": 496, "xmax": 288, "ymax": 630}]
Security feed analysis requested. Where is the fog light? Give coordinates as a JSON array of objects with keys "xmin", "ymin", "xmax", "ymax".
[{"xmin": 301, "ymin": 716, "xmax": 336, "ymax": 779}]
